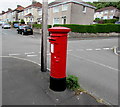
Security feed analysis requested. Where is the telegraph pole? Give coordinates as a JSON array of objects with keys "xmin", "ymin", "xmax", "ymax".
[{"xmin": 41, "ymin": 0, "xmax": 48, "ymax": 72}]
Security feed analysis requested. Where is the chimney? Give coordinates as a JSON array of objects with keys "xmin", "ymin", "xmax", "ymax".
[
  {"xmin": 17, "ymin": 5, "xmax": 21, "ymax": 8},
  {"xmin": 8, "ymin": 8, "xmax": 12, "ymax": 11},
  {"xmin": 32, "ymin": 0, "xmax": 37, "ymax": 4},
  {"xmin": 2, "ymin": 11, "xmax": 5, "ymax": 14}
]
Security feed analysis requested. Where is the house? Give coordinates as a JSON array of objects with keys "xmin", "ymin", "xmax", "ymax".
[
  {"xmin": 48, "ymin": 0, "xmax": 96, "ymax": 25},
  {"xmin": 1, "ymin": 11, "xmax": 7, "ymax": 22},
  {"xmin": 11, "ymin": 5, "xmax": 24, "ymax": 22},
  {"xmin": 94, "ymin": 6, "xmax": 120, "ymax": 20},
  {"xmin": 23, "ymin": 2, "xmax": 42, "ymax": 24},
  {"xmin": 6, "ymin": 8, "xmax": 13, "ymax": 22}
]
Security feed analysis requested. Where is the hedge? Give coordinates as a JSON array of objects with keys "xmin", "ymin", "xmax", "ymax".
[
  {"xmin": 94, "ymin": 19, "xmax": 119, "ymax": 24},
  {"xmin": 32, "ymin": 24, "xmax": 52, "ymax": 29},
  {"xmin": 53, "ymin": 24, "xmax": 120, "ymax": 33}
]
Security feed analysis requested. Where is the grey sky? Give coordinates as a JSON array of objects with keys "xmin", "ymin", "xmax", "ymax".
[{"xmin": 0, "ymin": 0, "xmax": 98, "ymax": 13}]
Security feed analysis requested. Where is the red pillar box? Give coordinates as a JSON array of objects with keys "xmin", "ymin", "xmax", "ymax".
[{"xmin": 48, "ymin": 27, "xmax": 71, "ymax": 91}]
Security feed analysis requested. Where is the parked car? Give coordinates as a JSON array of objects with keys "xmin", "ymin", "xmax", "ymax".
[
  {"xmin": 14, "ymin": 23, "xmax": 19, "ymax": 28},
  {"xmin": 2, "ymin": 23, "xmax": 11, "ymax": 29},
  {"xmin": 0, "ymin": 21, "xmax": 3, "ymax": 25},
  {"xmin": 17, "ymin": 25, "xmax": 33, "ymax": 35},
  {"xmin": 115, "ymin": 21, "xmax": 120, "ymax": 24}
]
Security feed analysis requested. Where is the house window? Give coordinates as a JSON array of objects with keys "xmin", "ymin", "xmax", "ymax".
[
  {"xmin": 103, "ymin": 16, "xmax": 107, "ymax": 19},
  {"xmin": 54, "ymin": 18, "xmax": 59, "ymax": 24},
  {"xmin": 109, "ymin": 16, "xmax": 113, "ymax": 19},
  {"xmin": 26, "ymin": 9, "xmax": 28, "ymax": 13},
  {"xmin": 82, "ymin": 6, "xmax": 86, "ymax": 13},
  {"xmin": 53, "ymin": 7, "xmax": 59, "ymax": 13},
  {"xmin": 62, "ymin": 4, "xmax": 68, "ymax": 11},
  {"xmin": 22, "ymin": 11, "xmax": 24, "ymax": 16},
  {"xmin": 29, "ymin": 8, "xmax": 31, "ymax": 13},
  {"xmin": 111, "ymin": 10, "xmax": 114, "ymax": 13},
  {"xmin": 104, "ymin": 10, "xmax": 108, "ymax": 14},
  {"xmin": 38, "ymin": 9, "xmax": 42, "ymax": 15}
]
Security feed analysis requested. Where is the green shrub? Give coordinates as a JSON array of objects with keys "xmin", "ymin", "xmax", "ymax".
[
  {"xmin": 103, "ymin": 19, "xmax": 119, "ymax": 24},
  {"xmin": 53, "ymin": 24, "xmax": 120, "ymax": 33},
  {"xmin": 32, "ymin": 24, "xmax": 52, "ymax": 29},
  {"xmin": 20, "ymin": 19, "xmax": 25, "ymax": 24},
  {"xmin": 66, "ymin": 75, "xmax": 80, "ymax": 91},
  {"xmin": 12, "ymin": 21, "xmax": 19, "ymax": 25}
]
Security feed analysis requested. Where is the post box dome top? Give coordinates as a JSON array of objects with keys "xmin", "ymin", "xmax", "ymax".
[{"xmin": 48, "ymin": 27, "xmax": 71, "ymax": 33}]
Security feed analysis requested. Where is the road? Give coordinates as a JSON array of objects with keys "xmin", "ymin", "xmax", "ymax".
[{"xmin": 1, "ymin": 27, "xmax": 119, "ymax": 105}]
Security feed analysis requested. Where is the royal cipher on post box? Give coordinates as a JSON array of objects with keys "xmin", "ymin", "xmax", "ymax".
[{"xmin": 48, "ymin": 27, "xmax": 71, "ymax": 91}]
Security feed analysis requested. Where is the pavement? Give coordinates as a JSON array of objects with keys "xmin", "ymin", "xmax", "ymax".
[{"xmin": 2, "ymin": 57, "xmax": 105, "ymax": 106}]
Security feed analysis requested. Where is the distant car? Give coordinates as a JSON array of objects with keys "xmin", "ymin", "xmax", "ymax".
[
  {"xmin": 115, "ymin": 21, "xmax": 120, "ymax": 24},
  {"xmin": 2, "ymin": 23, "xmax": 11, "ymax": 29},
  {"xmin": 14, "ymin": 23, "xmax": 19, "ymax": 28},
  {"xmin": 0, "ymin": 21, "xmax": 3, "ymax": 25},
  {"xmin": 17, "ymin": 25, "xmax": 33, "ymax": 35}
]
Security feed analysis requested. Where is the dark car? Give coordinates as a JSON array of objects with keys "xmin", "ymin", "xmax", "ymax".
[{"xmin": 17, "ymin": 25, "xmax": 33, "ymax": 35}]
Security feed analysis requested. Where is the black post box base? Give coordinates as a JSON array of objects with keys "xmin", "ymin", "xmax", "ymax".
[{"xmin": 50, "ymin": 76, "xmax": 66, "ymax": 92}]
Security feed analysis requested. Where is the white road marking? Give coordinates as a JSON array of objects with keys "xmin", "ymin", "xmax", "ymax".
[
  {"xmin": 86, "ymin": 49, "xmax": 93, "ymax": 51},
  {"xmin": 103, "ymin": 48, "xmax": 110, "ymax": 50},
  {"xmin": 27, "ymin": 55, "xmax": 37, "ymax": 57},
  {"xmin": 69, "ymin": 53, "xmax": 119, "ymax": 71},
  {"xmin": 95, "ymin": 49, "xmax": 101, "ymax": 51},
  {"xmin": 9, "ymin": 54, "xmax": 20, "ymax": 56},
  {"xmin": 25, "ymin": 52, "xmax": 35, "ymax": 55}
]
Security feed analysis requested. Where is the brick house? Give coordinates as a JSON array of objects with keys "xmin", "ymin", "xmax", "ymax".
[
  {"xmin": 11, "ymin": 5, "xmax": 24, "ymax": 22},
  {"xmin": 23, "ymin": 2, "xmax": 42, "ymax": 24},
  {"xmin": 94, "ymin": 6, "xmax": 120, "ymax": 20},
  {"xmin": 48, "ymin": 0, "xmax": 96, "ymax": 25}
]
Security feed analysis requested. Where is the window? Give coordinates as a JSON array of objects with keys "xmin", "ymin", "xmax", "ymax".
[
  {"xmin": 103, "ymin": 16, "xmax": 107, "ymax": 19},
  {"xmin": 111, "ymin": 10, "xmax": 114, "ymax": 13},
  {"xmin": 54, "ymin": 18, "xmax": 59, "ymax": 24},
  {"xmin": 38, "ymin": 9, "xmax": 42, "ymax": 15},
  {"xmin": 29, "ymin": 8, "xmax": 31, "ymax": 13},
  {"xmin": 104, "ymin": 10, "xmax": 108, "ymax": 14},
  {"xmin": 22, "ymin": 11, "xmax": 24, "ymax": 16},
  {"xmin": 62, "ymin": 4, "xmax": 68, "ymax": 11},
  {"xmin": 26, "ymin": 9, "xmax": 28, "ymax": 13},
  {"xmin": 109, "ymin": 16, "xmax": 113, "ymax": 19},
  {"xmin": 82, "ymin": 6, "xmax": 86, "ymax": 13},
  {"xmin": 53, "ymin": 7, "xmax": 59, "ymax": 13}
]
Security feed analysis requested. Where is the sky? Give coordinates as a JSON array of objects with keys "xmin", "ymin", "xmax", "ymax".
[{"xmin": 0, "ymin": 0, "xmax": 98, "ymax": 13}]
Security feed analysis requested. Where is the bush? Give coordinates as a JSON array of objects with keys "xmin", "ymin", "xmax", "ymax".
[
  {"xmin": 12, "ymin": 21, "xmax": 19, "ymax": 25},
  {"xmin": 20, "ymin": 19, "xmax": 25, "ymax": 24},
  {"xmin": 103, "ymin": 19, "xmax": 119, "ymax": 24},
  {"xmin": 32, "ymin": 24, "xmax": 52, "ymax": 29},
  {"xmin": 66, "ymin": 75, "xmax": 80, "ymax": 90},
  {"xmin": 53, "ymin": 24, "xmax": 120, "ymax": 33}
]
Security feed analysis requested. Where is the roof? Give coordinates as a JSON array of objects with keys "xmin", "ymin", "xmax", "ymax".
[
  {"xmin": 6, "ymin": 9, "xmax": 12, "ymax": 13},
  {"xmin": 25, "ymin": 2, "xmax": 42, "ymax": 9},
  {"xmin": 96, "ymin": 6, "xmax": 118, "ymax": 12},
  {"xmin": 16, "ymin": 6, "xmax": 24, "ymax": 11},
  {"xmin": 12, "ymin": 6, "xmax": 24, "ymax": 12},
  {"xmin": 48, "ymin": 0, "xmax": 96, "ymax": 9},
  {"xmin": 24, "ymin": 13, "xmax": 33, "ymax": 17}
]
